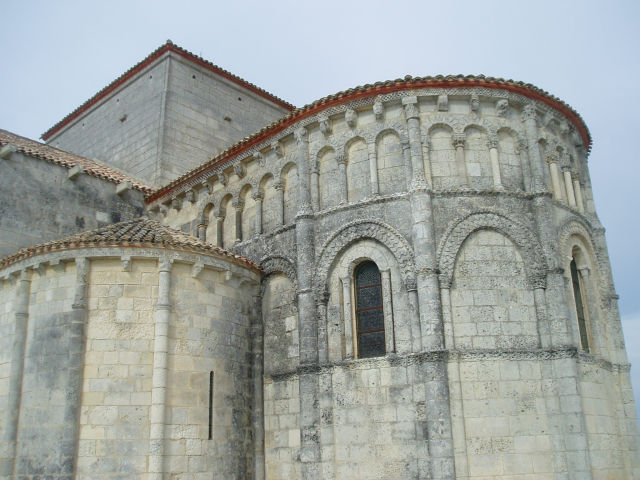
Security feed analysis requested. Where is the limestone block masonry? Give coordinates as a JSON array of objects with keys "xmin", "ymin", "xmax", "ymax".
[{"xmin": 0, "ymin": 44, "xmax": 639, "ymax": 480}]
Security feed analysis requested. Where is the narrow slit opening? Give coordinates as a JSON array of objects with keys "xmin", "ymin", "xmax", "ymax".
[{"xmin": 208, "ymin": 371, "xmax": 214, "ymax": 440}]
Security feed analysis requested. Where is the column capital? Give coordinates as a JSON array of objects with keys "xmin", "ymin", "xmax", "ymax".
[
  {"xmin": 521, "ymin": 104, "xmax": 537, "ymax": 122},
  {"xmin": 452, "ymin": 133, "xmax": 466, "ymax": 148},
  {"xmin": 403, "ymin": 96, "xmax": 420, "ymax": 120},
  {"xmin": 336, "ymin": 153, "xmax": 347, "ymax": 165},
  {"xmin": 273, "ymin": 179, "xmax": 284, "ymax": 191},
  {"xmin": 487, "ymin": 136, "xmax": 499, "ymax": 149}
]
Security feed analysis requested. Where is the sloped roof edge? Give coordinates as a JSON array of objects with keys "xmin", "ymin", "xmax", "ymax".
[
  {"xmin": 0, "ymin": 129, "xmax": 153, "ymax": 193},
  {"xmin": 0, "ymin": 217, "xmax": 260, "ymax": 272},
  {"xmin": 41, "ymin": 40, "xmax": 295, "ymax": 141},
  {"xmin": 148, "ymin": 75, "xmax": 592, "ymax": 204}
]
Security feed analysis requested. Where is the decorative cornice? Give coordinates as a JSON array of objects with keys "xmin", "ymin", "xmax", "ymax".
[{"xmin": 148, "ymin": 76, "xmax": 592, "ymax": 204}]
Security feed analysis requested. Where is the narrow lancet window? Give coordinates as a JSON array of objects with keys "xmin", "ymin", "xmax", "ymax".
[
  {"xmin": 208, "ymin": 371, "xmax": 214, "ymax": 440},
  {"xmin": 354, "ymin": 261, "xmax": 385, "ymax": 358},
  {"xmin": 570, "ymin": 258, "xmax": 590, "ymax": 352}
]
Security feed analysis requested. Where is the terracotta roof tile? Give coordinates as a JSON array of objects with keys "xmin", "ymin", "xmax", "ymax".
[
  {"xmin": 0, "ymin": 129, "xmax": 153, "ymax": 194},
  {"xmin": 41, "ymin": 40, "xmax": 294, "ymax": 140},
  {"xmin": 149, "ymin": 74, "xmax": 592, "ymax": 203},
  {"xmin": 0, "ymin": 217, "xmax": 259, "ymax": 271}
]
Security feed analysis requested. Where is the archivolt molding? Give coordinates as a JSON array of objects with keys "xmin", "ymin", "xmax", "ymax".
[
  {"xmin": 437, "ymin": 210, "xmax": 547, "ymax": 289},
  {"xmin": 558, "ymin": 217, "xmax": 610, "ymax": 293},
  {"xmin": 313, "ymin": 219, "xmax": 416, "ymax": 297},
  {"xmin": 260, "ymin": 255, "xmax": 297, "ymax": 287}
]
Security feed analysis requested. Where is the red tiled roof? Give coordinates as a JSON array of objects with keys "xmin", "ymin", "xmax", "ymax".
[
  {"xmin": 41, "ymin": 40, "xmax": 295, "ymax": 141},
  {"xmin": 148, "ymin": 74, "xmax": 592, "ymax": 203},
  {"xmin": 0, "ymin": 129, "xmax": 153, "ymax": 193},
  {"xmin": 0, "ymin": 217, "xmax": 260, "ymax": 272}
]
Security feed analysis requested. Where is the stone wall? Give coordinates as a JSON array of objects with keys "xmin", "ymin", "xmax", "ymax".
[{"xmin": 0, "ymin": 151, "xmax": 145, "ymax": 258}]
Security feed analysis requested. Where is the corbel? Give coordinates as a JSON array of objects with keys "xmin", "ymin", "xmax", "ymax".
[
  {"xmin": 191, "ymin": 261, "xmax": 204, "ymax": 278},
  {"xmin": 470, "ymin": 92, "xmax": 480, "ymax": 112},
  {"xmin": 345, "ymin": 108, "xmax": 357, "ymax": 128},
  {"xmin": 48, "ymin": 258, "xmax": 66, "ymax": 273},
  {"xmin": 271, "ymin": 141, "xmax": 284, "ymax": 158},
  {"xmin": 121, "ymin": 255, "xmax": 132, "ymax": 272},
  {"xmin": 184, "ymin": 190, "xmax": 196, "ymax": 204},
  {"xmin": 171, "ymin": 197, "xmax": 182, "ymax": 211},
  {"xmin": 317, "ymin": 114, "xmax": 331, "ymax": 136},
  {"xmin": 0, "ymin": 143, "xmax": 17, "ymax": 159},
  {"xmin": 233, "ymin": 163, "xmax": 246, "ymax": 179},
  {"xmin": 495, "ymin": 99, "xmax": 509, "ymax": 117},
  {"xmin": 116, "ymin": 181, "xmax": 132, "ymax": 196},
  {"xmin": 437, "ymin": 94, "xmax": 449, "ymax": 112},
  {"xmin": 373, "ymin": 96, "xmax": 384, "ymax": 121},
  {"xmin": 67, "ymin": 165, "xmax": 84, "ymax": 180}
]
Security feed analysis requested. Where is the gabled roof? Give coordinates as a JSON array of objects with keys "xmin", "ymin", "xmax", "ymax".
[
  {"xmin": 148, "ymin": 74, "xmax": 592, "ymax": 203},
  {"xmin": 0, "ymin": 129, "xmax": 153, "ymax": 193},
  {"xmin": 0, "ymin": 217, "xmax": 259, "ymax": 271},
  {"xmin": 41, "ymin": 40, "xmax": 295, "ymax": 141}
]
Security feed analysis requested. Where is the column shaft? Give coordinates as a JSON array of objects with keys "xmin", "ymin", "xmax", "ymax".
[
  {"xmin": 564, "ymin": 170, "xmax": 577, "ymax": 207},
  {"xmin": 574, "ymin": 181, "xmax": 585, "ymax": 213},
  {"xmin": 489, "ymin": 143, "xmax": 503, "ymax": 190},
  {"xmin": 148, "ymin": 259, "xmax": 172, "ymax": 480},
  {"xmin": 368, "ymin": 144, "xmax": 379, "ymax": 196},
  {"xmin": 254, "ymin": 197, "xmax": 263, "ymax": 234},
  {"xmin": 549, "ymin": 162, "xmax": 563, "ymax": 201}
]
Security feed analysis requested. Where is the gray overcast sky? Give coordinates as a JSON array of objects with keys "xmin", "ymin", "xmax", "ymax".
[{"xmin": 1, "ymin": 0, "xmax": 639, "ymax": 414}]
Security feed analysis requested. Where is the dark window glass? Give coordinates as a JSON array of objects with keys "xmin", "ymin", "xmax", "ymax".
[
  {"xmin": 570, "ymin": 258, "xmax": 590, "ymax": 352},
  {"xmin": 354, "ymin": 261, "xmax": 385, "ymax": 358}
]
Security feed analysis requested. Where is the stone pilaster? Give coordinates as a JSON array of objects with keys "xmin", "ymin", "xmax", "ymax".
[
  {"xmin": 250, "ymin": 291, "xmax": 265, "ymax": 480},
  {"xmin": 403, "ymin": 98, "xmax": 455, "ymax": 480},
  {"xmin": 66, "ymin": 258, "xmax": 89, "ymax": 478},
  {"xmin": 293, "ymin": 126, "xmax": 321, "ymax": 479},
  {"xmin": 1, "ymin": 270, "xmax": 31, "ymax": 479},
  {"xmin": 233, "ymin": 199, "xmax": 243, "ymax": 242}
]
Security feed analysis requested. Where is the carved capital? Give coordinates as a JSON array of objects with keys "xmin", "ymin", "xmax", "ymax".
[
  {"xmin": 218, "ymin": 172, "xmax": 228, "ymax": 186},
  {"xmin": 487, "ymin": 135, "xmax": 499, "ymax": 150},
  {"xmin": 403, "ymin": 96, "xmax": 419, "ymax": 120},
  {"xmin": 345, "ymin": 108, "xmax": 357, "ymax": 128},
  {"xmin": 517, "ymin": 137, "xmax": 528, "ymax": 152},
  {"xmin": 184, "ymin": 190, "xmax": 196, "ymax": 204},
  {"xmin": 521, "ymin": 104, "xmax": 537, "ymax": 122},
  {"xmin": 544, "ymin": 151, "xmax": 559, "ymax": 165},
  {"xmin": 336, "ymin": 153, "xmax": 347, "ymax": 165},
  {"xmin": 252, "ymin": 190, "xmax": 264, "ymax": 201},
  {"xmin": 232, "ymin": 198, "xmax": 244, "ymax": 210},
  {"xmin": 452, "ymin": 133, "xmax": 466, "ymax": 148},
  {"xmin": 273, "ymin": 180, "xmax": 284, "ymax": 191},
  {"xmin": 233, "ymin": 163, "xmax": 246, "ymax": 179}
]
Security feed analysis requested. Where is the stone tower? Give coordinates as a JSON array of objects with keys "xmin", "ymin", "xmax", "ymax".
[{"xmin": 0, "ymin": 44, "xmax": 638, "ymax": 479}]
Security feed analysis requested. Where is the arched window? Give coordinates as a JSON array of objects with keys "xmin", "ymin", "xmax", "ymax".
[
  {"xmin": 570, "ymin": 256, "xmax": 590, "ymax": 352},
  {"xmin": 354, "ymin": 261, "xmax": 385, "ymax": 358}
]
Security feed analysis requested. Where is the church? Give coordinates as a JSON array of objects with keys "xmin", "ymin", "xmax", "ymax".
[{"xmin": 0, "ymin": 41, "xmax": 638, "ymax": 479}]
